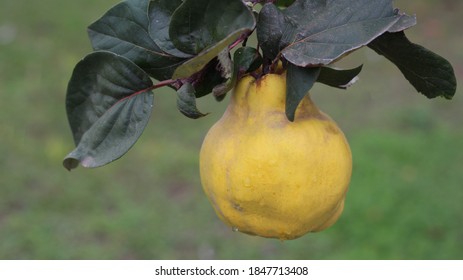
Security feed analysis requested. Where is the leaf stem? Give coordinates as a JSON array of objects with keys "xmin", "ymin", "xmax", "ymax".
[
  {"xmin": 229, "ymin": 39, "xmax": 243, "ymax": 50},
  {"xmin": 113, "ymin": 79, "xmax": 177, "ymax": 108},
  {"xmin": 229, "ymin": 33, "xmax": 248, "ymax": 50},
  {"xmin": 150, "ymin": 79, "xmax": 177, "ymax": 90}
]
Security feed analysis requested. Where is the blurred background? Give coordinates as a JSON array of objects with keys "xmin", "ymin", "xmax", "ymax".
[{"xmin": 0, "ymin": 0, "xmax": 462, "ymax": 259}]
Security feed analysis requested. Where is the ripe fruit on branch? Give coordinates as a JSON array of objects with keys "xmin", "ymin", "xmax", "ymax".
[
  {"xmin": 64, "ymin": 0, "xmax": 457, "ymax": 241},
  {"xmin": 200, "ymin": 72, "xmax": 352, "ymax": 240}
]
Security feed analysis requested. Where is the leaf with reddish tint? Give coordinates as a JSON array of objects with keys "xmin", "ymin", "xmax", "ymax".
[{"xmin": 257, "ymin": 0, "xmax": 415, "ymax": 66}]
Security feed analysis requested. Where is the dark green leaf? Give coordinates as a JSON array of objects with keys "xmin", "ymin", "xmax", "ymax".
[
  {"xmin": 234, "ymin": 47, "xmax": 263, "ymax": 77},
  {"xmin": 286, "ymin": 64, "xmax": 320, "ymax": 122},
  {"xmin": 282, "ymin": 16, "xmax": 399, "ymax": 67},
  {"xmin": 368, "ymin": 31, "xmax": 457, "ymax": 99},
  {"xmin": 169, "ymin": 0, "xmax": 256, "ymax": 78},
  {"xmin": 148, "ymin": 0, "xmax": 192, "ymax": 58},
  {"xmin": 88, "ymin": 0, "xmax": 185, "ymax": 80},
  {"xmin": 64, "ymin": 51, "xmax": 154, "ymax": 170},
  {"xmin": 177, "ymin": 83, "xmax": 208, "ymax": 119},
  {"xmin": 64, "ymin": 92, "xmax": 153, "ymax": 170},
  {"xmin": 169, "ymin": 0, "xmax": 256, "ymax": 55},
  {"xmin": 317, "ymin": 65, "xmax": 363, "ymax": 89}
]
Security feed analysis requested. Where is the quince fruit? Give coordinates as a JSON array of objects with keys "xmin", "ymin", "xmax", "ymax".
[{"xmin": 200, "ymin": 72, "xmax": 352, "ymax": 240}]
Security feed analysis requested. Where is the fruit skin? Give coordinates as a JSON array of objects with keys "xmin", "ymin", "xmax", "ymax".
[{"xmin": 199, "ymin": 72, "xmax": 352, "ymax": 240}]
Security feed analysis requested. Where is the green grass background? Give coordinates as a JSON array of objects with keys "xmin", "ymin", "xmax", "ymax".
[{"xmin": 0, "ymin": 0, "xmax": 462, "ymax": 259}]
